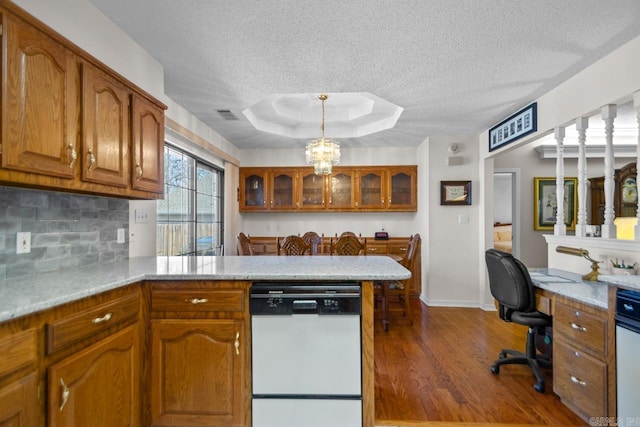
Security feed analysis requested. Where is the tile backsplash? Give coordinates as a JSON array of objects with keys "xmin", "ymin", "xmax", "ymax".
[{"xmin": 0, "ymin": 187, "xmax": 129, "ymax": 280}]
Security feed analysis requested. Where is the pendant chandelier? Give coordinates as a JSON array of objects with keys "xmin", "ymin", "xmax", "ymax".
[{"xmin": 305, "ymin": 94, "xmax": 341, "ymax": 175}]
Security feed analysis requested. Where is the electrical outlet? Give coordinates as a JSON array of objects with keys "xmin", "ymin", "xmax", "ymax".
[
  {"xmin": 16, "ymin": 232, "xmax": 31, "ymax": 254},
  {"xmin": 117, "ymin": 228, "xmax": 125, "ymax": 244}
]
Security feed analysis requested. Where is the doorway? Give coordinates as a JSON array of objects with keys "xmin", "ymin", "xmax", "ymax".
[{"xmin": 493, "ymin": 169, "xmax": 520, "ymax": 258}]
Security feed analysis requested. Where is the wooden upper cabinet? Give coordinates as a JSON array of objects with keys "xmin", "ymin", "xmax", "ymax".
[
  {"xmin": 81, "ymin": 61, "xmax": 130, "ymax": 187},
  {"xmin": 1, "ymin": 12, "xmax": 78, "ymax": 179},
  {"xmin": 357, "ymin": 168, "xmax": 387, "ymax": 210},
  {"xmin": 239, "ymin": 165, "xmax": 417, "ymax": 212},
  {"xmin": 0, "ymin": 6, "xmax": 166, "ymax": 199},
  {"xmin": 239, "ymin": 168, "xmax": 269, "ymax": 210},
  {"xmin": 131, "ymin": 94, "xmax": 164, "ymax": 194},
  {"xmin": 300, "ymin": 169, "xmax": 328, "ymax": 210},
  {"xmin": 270, "ymin": 169, "xmax": 298, "ymax": 210},
  {"xmin": 388, "ymin": 166, "xmax": 417, "ymax": 211},
  {"xmin": 328, "ymin": 169, "xmax": 356, "ymax": 209}
]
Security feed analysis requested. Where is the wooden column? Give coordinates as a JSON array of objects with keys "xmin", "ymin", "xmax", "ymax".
[
  {"xmin": 601, "ymin": 104, "xmax": 617, "ymax": 239},
  {"xmin": 554, "ymin": 127, "xmax": 566, "ymax": 236},
  {"xmin": 576, "ymin": 117, "xmax": 589, "ymax": 237}
]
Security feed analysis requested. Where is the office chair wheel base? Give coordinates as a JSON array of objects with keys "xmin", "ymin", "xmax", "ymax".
[
  {"xmin": 490, "ymin": 364, "xmax": 499, "ymax": 374},
  {"xmin": 534, "ymin": 382, "xmax": 545, "ymax": 393}
]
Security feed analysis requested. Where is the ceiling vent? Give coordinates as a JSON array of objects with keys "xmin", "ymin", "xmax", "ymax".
[{"xmin": 216, "ymin": 109, "xmax": 239, "ymax": 120}]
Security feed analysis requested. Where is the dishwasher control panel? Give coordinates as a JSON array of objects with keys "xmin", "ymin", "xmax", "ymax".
[{"xmin": 250, "ymin": 282, "xmax": 361, "ymax": 315}]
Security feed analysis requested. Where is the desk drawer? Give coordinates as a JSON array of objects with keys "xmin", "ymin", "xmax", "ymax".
[
  {"xmin": 554, "ymin": 300, "xmax": 607, "ymax": 356},
  {"xmin": 152, "ymin": 289, "xmax": 245, "ymax": 313},
  {"xmin": 554, "ymin": 338, "xmax": 607, "ymax": 416},
  {"xmin": 46, "ymin": 292, "xmax": 139, "ymax": 354}
]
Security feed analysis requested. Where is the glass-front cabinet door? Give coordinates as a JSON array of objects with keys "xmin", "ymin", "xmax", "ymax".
[
  {"xmin": 328, "ymin": 169, "xmax": 356, "ymax": 210},
  {"xmin": 357, "ymin": 168, "xmax": 387, "ymax": 210},
  {"xmin": 300, "ymin": 169, "xmax": 327, "ymax": 210},
  {"xmin": 239, "ymin": 168, "xmax": 268, "ymax": 211},
  {"xmin": 387, "ymin": 166, "xmax": 417, "ymax": 211},
  {"xmin": 270, "ymin": 169, "xmax": 298, "ymax": 210}
]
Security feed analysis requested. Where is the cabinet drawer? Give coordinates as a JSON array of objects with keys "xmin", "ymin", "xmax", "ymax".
[
  {"xmin": 554, "ymin": 300, "xmax": 607, "ymax": 356},
  {"xmin": 0, "ymin": 329, "xmax": 37, "ymax": 378},
  {"xmin": 152, "ymin": 289, "xmax": 245, "ymax": 313},
  {"xmin": 46, "ymin": 292, "xmax": 139, "ymax": 354},
  {"xmin": 365, "ymin": 244, "xmax": 388, "ymax": 254},
  {"xmin": 554, "ymin": 338, "xmax": 607, "ymax": 417}
]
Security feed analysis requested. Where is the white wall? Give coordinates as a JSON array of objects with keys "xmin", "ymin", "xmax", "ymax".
[
  {"xmin": 422, "ymin": 135, "xmax": 482, "ymax": 307},
  {"xmin": 493, "ymin": 174, "xmax": 512, "ymax": 224}
]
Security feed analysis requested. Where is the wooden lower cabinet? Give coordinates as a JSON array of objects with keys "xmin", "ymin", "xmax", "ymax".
[
  {"xmin": 48, "ymin": 324, "xmax": 140, "ymax": 427},
  {"xmin": 552, "ymin": 297, "xmax": 613, "ymax": 422},
  {"xmin": 150, "ymin": 319, "xmax": 247, "ymax": 426},
  {"xmin": 0, "ymin": 373, "xmax": 38, "ymax": 427}
]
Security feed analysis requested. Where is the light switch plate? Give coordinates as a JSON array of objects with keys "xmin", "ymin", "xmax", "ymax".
[
  {"xmin": 16, "ymin": 232, "xmax": 31, "ymax": 254},
  {"xmin": 117, "ymin": 228, "xmax": 125, "ymax": 244},
  {"xmin": 135, "ymin": 210, "xmax": 149, "ymax": 223}
]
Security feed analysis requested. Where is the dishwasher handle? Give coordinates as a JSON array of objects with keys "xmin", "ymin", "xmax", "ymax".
[{"xmin": 292, "ymin": 299, "xmax": 318, "ymax": 314}]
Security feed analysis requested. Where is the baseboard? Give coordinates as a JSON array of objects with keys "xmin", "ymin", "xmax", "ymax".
[{"xmin": 419, "ymin": 295, "xmax": 486, "ymax": 308}]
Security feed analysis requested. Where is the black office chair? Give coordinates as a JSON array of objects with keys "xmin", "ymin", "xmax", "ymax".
[{"xmin": 485, "ymin": 249, "xmax": 552, "ymax": 393}]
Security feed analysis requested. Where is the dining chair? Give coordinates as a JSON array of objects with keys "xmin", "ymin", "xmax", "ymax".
[
  {"xmin": 383, "ymin": 233, "xmax": 420, "ymax": 324},
  {"xmin": 301, "ymin": 231, "xmax": 323, "ymax": 255},
  {"xmin": 331, "ymin": 234, "xmax": 364, "ymax": 255},
  {"xmin": 277, "ymin": 235, "xmax": 311, "ymax": 255},
  {"xmin": 236, "ymin": 232, "xmax": 254, "ymax": 256}
]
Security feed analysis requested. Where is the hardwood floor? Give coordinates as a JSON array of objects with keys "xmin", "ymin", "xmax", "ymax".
[{"xmin": 374, "ymin": 298, "xmax": 587, "ymax": 426}]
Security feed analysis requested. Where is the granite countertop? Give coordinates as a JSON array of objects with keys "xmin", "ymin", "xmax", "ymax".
[
  {"xmin": 0, "ymin": 255, "xmax": 411, "ymax": 323},
  {"xmin": 529, "ymin": 268, "xmax": 612, "ymax": 309}
]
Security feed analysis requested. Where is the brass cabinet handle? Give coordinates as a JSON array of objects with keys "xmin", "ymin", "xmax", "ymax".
[
  {"xmin": 135, "ymin": 164, "xmax": 143, "ymax": 180},
  {"xmin": 92, "ymin": 312, "xmax": 112, "ymax": 324},
  {"xmin": 59, "ymin": 378, "xmax": 70, "ymax": 411},
  {"xmin": 67, "ymin": 144, "xmax": 77, "ymax": 168},
  {"xmin": 87, "ymin": 149, "xmax": 96, "ymax": 171},
  {"xmin": 369, "ymin": 247, "xmax": 378, "ymax": 252},
  {"xmin": 569, "ymin": 374, "xmax": 587, "ymax": 387},
  {"xmin": 234, "ymin": 331, "xmax": 240, "ymax": 356},
  {"xmin": 186, "ymin": 298, "xmax": 208, "ymax": 305},
  {"xmin": 570, "ymin": 322, "xmax": 587, "ymax": 332}
]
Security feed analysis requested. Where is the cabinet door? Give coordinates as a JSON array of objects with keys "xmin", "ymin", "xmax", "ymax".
[
  {"xmin": 150, "ymin": 319, "xmax": 246, "ymax": 427},
  {"xmin": 131, "ymin": 95, "xmax": 164, "ymax": 193},
  {"xmin": 1, "ymin": 13, "xmax": 78, "ymax": 179},
  {"xmin": 48, "ymin": 325, "xmax": 140, "ymax": 427},
  {"xmin": 270, "ymin": 169, "xmax": 298, "ymax": 210},
  {"xmin": 239, "ymin": 168, "xmax": 268, "ymax": 211},
  {"xmin": 0, "ymin": 373, "xmax": 38, "ymax": 427},
  {"xmin": 300, "ymin": 169, "xmax": 328, "ymax": 210},
  {"xmin": 81, "ymin": 62, "xmax": 130, "ymax": 187},
  {"xmin": 358, "ymin": 168, "xmax": 386, "ymax": 210},
  {"xmin": 388, "ymin": 167, "xmax": 417, "ymax": 211},
  {"xmin": 328, "ymin": 169, "xmax": 356, "ymax": 210}
]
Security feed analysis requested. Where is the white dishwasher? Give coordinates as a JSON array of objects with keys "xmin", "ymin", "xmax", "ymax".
[
  {"xmin": 250, "ymin": 282, "xmax": 362, "ymax": 427},
  {"xmin": 616, "ymin": 288, "xmax": 640, "ymax": 427}
]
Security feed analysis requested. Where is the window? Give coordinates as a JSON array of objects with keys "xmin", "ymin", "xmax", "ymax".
[{"xmin": 157, "ymin": 144, "xmax": 224, "ymax": 256}]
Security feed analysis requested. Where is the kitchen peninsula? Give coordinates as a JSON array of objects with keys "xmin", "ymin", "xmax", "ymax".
[{"xmin": 0, "ymin": 256, "xmax": 409, "ymax": 427}]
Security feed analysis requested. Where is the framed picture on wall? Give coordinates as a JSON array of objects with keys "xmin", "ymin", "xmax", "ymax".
[
  {"xmin": 533, "ymin": 177, "xmax": 577, "ymax": 231},
  {"xmin": 440, "ymin": 180, "xmax": 472, "ymax": 205},
  {"xmin": 489, "ymin": 102, "xmax": 537, "ymax": 151}
]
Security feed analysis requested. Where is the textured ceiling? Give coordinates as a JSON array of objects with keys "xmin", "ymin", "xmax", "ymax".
[{"xmin": 87, "ymin": 0, "xmax": 640, "ymax": 150}]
